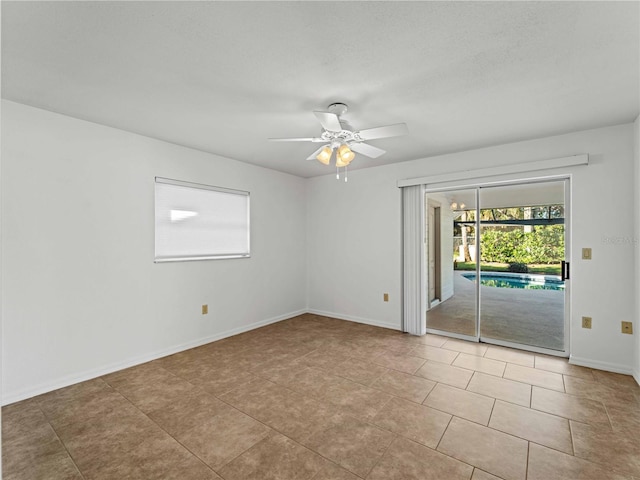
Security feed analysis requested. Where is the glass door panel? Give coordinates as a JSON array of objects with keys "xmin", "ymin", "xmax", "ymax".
[
  {"xmin": 425, "ymin": 189, "xmax": 479, "ymax": 339},
  {"xmin": 478, "ymin": 181, "xmax": 566, "ymax": 351}
]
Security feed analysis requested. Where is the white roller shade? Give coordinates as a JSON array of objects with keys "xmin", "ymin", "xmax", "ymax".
[{"xmin": 155, "ymin": 177, "xmax": 250, "ymax": 262}]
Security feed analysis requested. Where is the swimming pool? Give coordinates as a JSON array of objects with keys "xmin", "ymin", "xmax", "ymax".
[{"xmin": 462, "ymin": 273, "xmax": 565, "ymax": 291}]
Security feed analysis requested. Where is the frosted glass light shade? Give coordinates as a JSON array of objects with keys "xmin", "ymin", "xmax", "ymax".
[
  {"xmin": 316, "ymin": 146, "xmax": 332, "ymax": 165},
  {"xmin": 336, "ymin": 151, "xmax": 348, "ymax": 167},
  {"xmin": 338, "ymin": 144, "xmax": 355, "ymax": 164}
]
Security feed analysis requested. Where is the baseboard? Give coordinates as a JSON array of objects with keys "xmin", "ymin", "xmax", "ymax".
[
  {"xmin": 634, "ymin": 366, "xmax": 640, "ymax": 387},
  {"xmin": 306, "ymin": 308, "xmax": 401, "ymax": 331},
  {"xmin": 1, "ymin": 309, "xmax": 306, "ymax": 406},
  {"xmin": 569, "ymin": 355, "xmax": 634, "ymax": 375}
]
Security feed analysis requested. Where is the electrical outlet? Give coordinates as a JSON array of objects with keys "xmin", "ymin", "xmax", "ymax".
[
  {"xmin": 581, "ymin": 316, "xmax": 592, "ymax": 329},
  {"xmin": 202, "ymin": 304, "xmax": 208, "ymax": 315},
  {"xmin": 582, "ymin": 248, "xmax": 592, "ymax": 260},
  {"xmin": 621, "ymin": 321, "xmax": 633, "ymax": 334},
  {"xmin": 383, "ymin": 293, "xmax": 389, "ymax": 302}
]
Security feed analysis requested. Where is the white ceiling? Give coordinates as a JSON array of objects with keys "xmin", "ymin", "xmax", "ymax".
[{"xmin": 2, "ymin": 1, "xmax": 638, "ymax": 178}]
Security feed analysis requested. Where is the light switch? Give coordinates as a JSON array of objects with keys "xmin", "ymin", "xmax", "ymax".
[{"xmin": 582, "ymin": 248, "xmax": 592, "ymax": 260}]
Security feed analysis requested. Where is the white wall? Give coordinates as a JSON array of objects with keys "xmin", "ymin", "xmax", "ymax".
[
  {"xmin": 1, "ymin": 101, "xmax": 307, "ymax": 404},
  {"xmin": 308, "ymin": 124, "xmax": 637, "ymax": 374},
  {"xmin": 307, "ymin": 171, "xmax": 402, "ymax": 330},
  {"xmin": 634, "ymin": 115, "xmax": 640, "ymax": 385}
]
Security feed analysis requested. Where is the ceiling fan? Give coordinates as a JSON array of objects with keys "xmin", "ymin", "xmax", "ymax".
[{"xmin": 268, "ymin": 103, "xmax": 409, "ymax": 171}]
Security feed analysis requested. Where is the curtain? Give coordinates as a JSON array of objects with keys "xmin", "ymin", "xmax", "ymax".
[{"xmin": 402, "ymin": 184, "xmax": 426, "ymax": 335}]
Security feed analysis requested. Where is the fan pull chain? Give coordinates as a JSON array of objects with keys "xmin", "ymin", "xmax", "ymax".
[
  {"xmin": 336, "ymin": 166, "xmax": 340, "ymax": 180},
  {"xmin": 345, "ymin": 165, "xmax": 348, "ymax": 182}
]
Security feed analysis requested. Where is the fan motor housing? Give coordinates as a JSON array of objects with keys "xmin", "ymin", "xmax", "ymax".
[{"xmin": 327, "ymin": 102, "xmax": 349, "ymax": 117}]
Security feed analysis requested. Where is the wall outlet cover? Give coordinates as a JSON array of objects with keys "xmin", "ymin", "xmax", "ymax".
[
  {"xmin": 621, "ymin": 321, "xmax": 633, "ymax": 334},
  {"xmin": 581, "ymin": 316, "xmax": 592, "ymax": 329}
]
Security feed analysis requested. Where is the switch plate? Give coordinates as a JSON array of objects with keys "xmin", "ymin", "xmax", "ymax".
[
  {"xmin": 582, "ymin": 248, "xmax": 592, "ymax": 260},
  {"xmin": 202, "ymin": 304, "xmax": 208, "ymax": 315},
  {"xmin": 621, "ymin": 321, "xmax": 633, "ymax": 334},
  {"xmin": 383, "ymin": 293, "xmax": 389, "ymax": 302},
  {"xmin": 581, "ymin": 316, "xmax": 592, "ymax": 329}
]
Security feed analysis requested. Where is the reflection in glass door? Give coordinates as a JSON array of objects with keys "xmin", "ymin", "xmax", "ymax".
[
  {"xmin": 425, "ymin": 188, "xmax": 479, "ymax": 340},
  {"xmin": 425, "ymin": 179, "xmax": 569, "ymax": 354}
]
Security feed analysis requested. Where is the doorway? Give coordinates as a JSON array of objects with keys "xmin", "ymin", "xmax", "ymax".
[{"xmin": 425, "ymin": 179, "xmax": 569, "ymax": 355}]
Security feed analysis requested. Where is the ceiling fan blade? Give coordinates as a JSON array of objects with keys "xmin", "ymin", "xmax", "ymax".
[
  {"xmin": 357, "ymin": 123, "xmax": 408, "ymax": 140},
  {"xmin": 349, "ymin": 142, "xmax": 386, "ymax": 159},
  {"xmin": 313, "ymin": 111, "xmax": 343, "ymax": 132},
  {"xmin": 268, "ymin": 137, "xmax": 324, "ymax": 142},
  {"xmin": 306, "ymin": 146, "xmax": 326, "ymax": 161}
]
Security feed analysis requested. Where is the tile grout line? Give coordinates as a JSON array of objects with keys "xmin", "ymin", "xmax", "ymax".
[
  {"xmin": 486, "ymin": 397, "xmax": 497, "ymax": 427},
  {"xmin": 363, "ymin": 433, "xmax": 398, "ymax": 479},
  {"xmin": 567, "ymin": 418, "xmax": 576, "ymax": 457},
  {"xmin": 111, "ymin": 359, "xmax": 313, "ymax": 475},
  {"xmin": 207, "ymin": 368, "xmax": 401, "ymax": 478},
  {"xmin": 35, "ymin": 400, "xmax": 89, "ymax": 480},
  {"xmin": 105, "ymin": 381, "xmax": 222, "ymax": 477},
  {"xmin": 196, "ymin": 375, "xmax": 360, "ymax": 476},
  {"xmin": 434, "ymin": 412, "xmax": 454, "ymax": 452},
  {"xmin": 223, "ymin": 358, "xmax": 502, "ymax": 478}
]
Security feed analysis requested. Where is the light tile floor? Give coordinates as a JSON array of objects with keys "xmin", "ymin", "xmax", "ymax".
[{"xmin": 2, "ymin": 314, "xmax": 640, "ymax": 480}]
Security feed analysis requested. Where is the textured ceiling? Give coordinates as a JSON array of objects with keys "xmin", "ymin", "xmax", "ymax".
[{"xmin": 2, "ymin": 1, "xmax": 639, "ymax": 178}]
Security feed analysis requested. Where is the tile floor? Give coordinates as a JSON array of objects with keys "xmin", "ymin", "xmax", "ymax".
[{"xmin": 2, "ymin": 314, "xmax": 640, "ymax": 480}]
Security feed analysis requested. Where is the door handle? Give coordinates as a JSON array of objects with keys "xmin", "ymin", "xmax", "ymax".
[{"xmin": 561, "ymin": 261, "xmax": 570, "ymax": 280}]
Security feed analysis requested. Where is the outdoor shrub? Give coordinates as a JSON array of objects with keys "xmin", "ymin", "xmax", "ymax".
[
  {"xmin": 508, "ymin": 262, "xmax": 529, "ymax": 273},
  {"xmin": 479, "ymin": 225, "xmax": 564, "ymax": 264}
]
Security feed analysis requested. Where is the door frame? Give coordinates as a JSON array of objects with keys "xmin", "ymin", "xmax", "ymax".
[
  {"xmin": 427, "ymin": 200, "xmax": 442, "ymax": 307},
  {"xmin": 424, "ymin": 175, "xmax": 571, "ymax": 358}
]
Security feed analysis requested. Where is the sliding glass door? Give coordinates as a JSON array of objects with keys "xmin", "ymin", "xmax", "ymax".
[
  {"xmin": 425, "ymin": 179, "xmax": 569, "ymax": 354},
  {"xmin": 477, "ymin": 181, "xmax": 567, "ymax": 351}
]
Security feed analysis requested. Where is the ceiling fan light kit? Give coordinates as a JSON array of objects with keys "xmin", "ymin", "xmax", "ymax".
[
  {"xmin": 269, "ymin": 102, "xmax": 408, "ymax": 182},
  {"xmin": 316, "ymin": 146, "xmax": 332, "ymax": 165}
]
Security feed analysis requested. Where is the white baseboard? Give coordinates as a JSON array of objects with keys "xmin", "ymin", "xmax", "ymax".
[
  {"xmin": 569, "ymin": 355, "xmax": 634, "ymax": 375},
  {"xmin": 2, "ymin": 309, "xmax": 306, "ymax": 406},
  {"xmin": 634, "ymin": 367, "xmax": 640, "ymax": 387},
  {"xmin": 306, "ymin": 309, "xmax": 401, "ymax": 331}
]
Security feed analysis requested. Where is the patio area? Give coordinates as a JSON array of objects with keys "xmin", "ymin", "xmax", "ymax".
[{"xmin": 426, "ymin": 271, "xmax": 565, "ymax": 351}]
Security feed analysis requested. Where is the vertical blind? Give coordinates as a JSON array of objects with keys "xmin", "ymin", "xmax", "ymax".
[
  {"xmin": 155, "ymin": 177, "xmax": 250, "ymax": 262},
  {"xmin": 402, "ymin": 184, "xmax": 426, "ymax": 335}
]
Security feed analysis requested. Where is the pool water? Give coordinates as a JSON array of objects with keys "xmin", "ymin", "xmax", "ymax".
[{"xmin": 462, "ymin": 273, "xmax": 565, "ymax": 291}]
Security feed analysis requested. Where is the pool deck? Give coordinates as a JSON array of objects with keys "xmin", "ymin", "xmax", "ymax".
[{"xmin": 426, "ymin": 271, "xmax": 565, "ymax": 351}]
